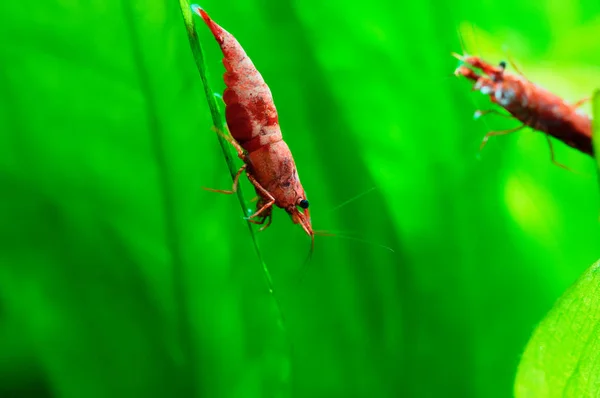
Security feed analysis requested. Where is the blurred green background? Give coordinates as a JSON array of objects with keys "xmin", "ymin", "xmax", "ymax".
[{"xmin": 1, "ymin": 0, "xmax": 600, "ymax": 397}]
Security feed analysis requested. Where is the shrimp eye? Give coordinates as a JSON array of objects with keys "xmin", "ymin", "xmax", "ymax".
[
  {"xmin": 499, "ymin": 61, "xmax": 507, "ymax": 69},
  {"xmin": 299, "ymin": 199, "xmax": 309, "ymax": 209}
]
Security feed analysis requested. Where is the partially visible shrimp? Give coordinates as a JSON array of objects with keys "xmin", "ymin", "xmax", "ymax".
[
  {"xmin": 454, "ymin": 54, "xmax": 593, "ymax": 161},
  {"xmin": 191, "ymin": 5, "xmax": 313, "ymax": 248}
]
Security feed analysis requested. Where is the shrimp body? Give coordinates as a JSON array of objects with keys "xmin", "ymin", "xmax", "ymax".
[
  {"xmin": 455, "ymin": 56, "xmax": 593, "ymax": 156},
  {"xmin": 194, "ymin": 6, "xmax": 313, "ymax": 239}
]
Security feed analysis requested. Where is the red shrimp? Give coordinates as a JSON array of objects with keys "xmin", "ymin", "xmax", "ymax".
[
  {"xmin": 191, "ymin": 5, "xmax": 313, "ymax": 246},
  {"xmin": 453, "ymin": 54, "xmax": 593, "ymax": 162}
]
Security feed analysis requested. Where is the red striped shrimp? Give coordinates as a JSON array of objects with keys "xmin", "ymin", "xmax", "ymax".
[
  {"xmin": 453, "ymin": 54, "xmax": 593, "ymax": 162},
  {"xmin": 191, "ymin": 5, "xmax": 313, "ymax": 246}
]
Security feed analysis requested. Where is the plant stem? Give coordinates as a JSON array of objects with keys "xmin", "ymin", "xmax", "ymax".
[{"xmin": 178, "ymin": 0, "xmax": 290, "ymax": 384}]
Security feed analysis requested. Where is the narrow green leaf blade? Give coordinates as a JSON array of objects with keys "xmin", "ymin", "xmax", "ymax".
[
  {"xmin": 515, "ymin": 259, "xmax": 600, "ymax": 397},
  {"xmin": 177, "ymin": 3, "xmax": 291, "ymax": 395},
  {"xmin": 593, "ymin": 89, "xmax": 600, "ymax": 178}
]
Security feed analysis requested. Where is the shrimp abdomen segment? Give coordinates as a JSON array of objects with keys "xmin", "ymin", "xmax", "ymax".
[
  {"xmin": 199, "ymin": 10, "xmax": 281, "ymax": 150},
  {"xmin": 508, "ymin": 86, "xmax": 593, "ymax": 154},
  {"xmin": 222, "ymin": 86, "xmax": 282, "ymax": 150}
]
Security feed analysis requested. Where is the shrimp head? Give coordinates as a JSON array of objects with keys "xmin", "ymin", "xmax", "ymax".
[{"xmin": 454, "ymin": 55, "xmax": 529, "ymax": 112}]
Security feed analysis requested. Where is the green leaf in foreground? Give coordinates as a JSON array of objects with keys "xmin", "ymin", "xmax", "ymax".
[
  {"xmin": 514, "ymin": 259, "xmax": 600, "ymax": 397},
  {"xmin": 593, "ymin": 89, "xmax": 600, "ymax": 180}
]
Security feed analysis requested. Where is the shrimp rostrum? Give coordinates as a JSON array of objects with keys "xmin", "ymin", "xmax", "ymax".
[
  {"xmin": 192, "ymin": 5, "xmax": 313, "ymax": 243},
  {"xmin": 454, "ymin": 54, "xmax": 593, "ymax": 158}
]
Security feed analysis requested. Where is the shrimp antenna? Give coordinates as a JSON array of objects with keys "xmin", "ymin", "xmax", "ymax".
[
  {"xmin": 307, "ymin": 234, "xmax": 315, "ymax": 262},
  {"xmin": 452, "ymin": 25, "xmax": 471, "ymax": 78},
  {"xmin": 297, "ymin": 235, "xmax": 315, "ymax": 284},
  {"xmin": 469, "ymin": 21, "xmax": 482, "ymax": 59},
  {"xmin": 500, "ymin": 44, "xmax": 527, "ymax": 78},
  {"xmin": 454, "ymin": 19, "xmax": 470, "ymax": 57},
  {"xmin": 326, "ymin": 186, "xmax": 377, "ymax": 214},
  {"xmin": 452, "ymin": 52, "xmax": 465, "ymax": 63},
  {"xmin": 295, "ymin": 229, "xmax": 394, "ymax": 284},
  {"xmin": 314, "ymin": 230, "xmax": 395, "ymax": 253}
]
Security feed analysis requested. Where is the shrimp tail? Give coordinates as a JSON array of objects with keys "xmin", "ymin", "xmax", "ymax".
[
  {"xmin": 191, "ymin": 5, "xmax": 247, "ymax": 68},
  {"xmin": 191, "ymin": 5, "xmax": 225, "ymax": 44}
]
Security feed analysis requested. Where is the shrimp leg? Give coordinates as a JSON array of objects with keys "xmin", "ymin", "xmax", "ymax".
[
  {"xmin": 211, "ymin": 126, "xmax": 248, "ymax": 161},
  {"xmin": 504, "ymin": 54, "xmax": 526, "ymax": 78},
  {"xmin": 203, "ymin": 164, "xmax": 247, "ymax": 194},
  {"xmin": 572, "ymin": 97, "xmax": 591, "ymax": 109},
  {"xmin": 479, "ymin": 124, "xmax": 526, "ymax": 151},
  {"xmin": 474, "ymin": 109, "xmax": 513, "ymax": 120},
  {"xmin": 258, "ymin": 214, "xmax": 273, "ymax": 231},
  {"xmin": 545, "ymin": 135, "xmax": 571, "ymax": 171},
  {"xmin": 245, "ymin": 196, "xmax": 273, "ymax": 231},
  {"xmin": 247, "ymin": 215, "xmax": 268, "ymax": 224},
  {"xmin": 245, "ymin": 174, "xmax": 276, "ymax": 220},
  {"xmin": 202, "ymin": 126, "xmax": 250, "ymax": 194},
  {"xmin": 246, "ymin": 211, "xmax": 273, "ymax": 232}
]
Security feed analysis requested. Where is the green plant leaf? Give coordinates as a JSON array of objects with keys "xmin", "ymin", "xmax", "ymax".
[
  {"xmin": 593, "ymin": 89, "xmax": 600, "ymax": 178},
  {"xmin": 514, "ymin": 259, "xmax": 600, "ymax": 397}
]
